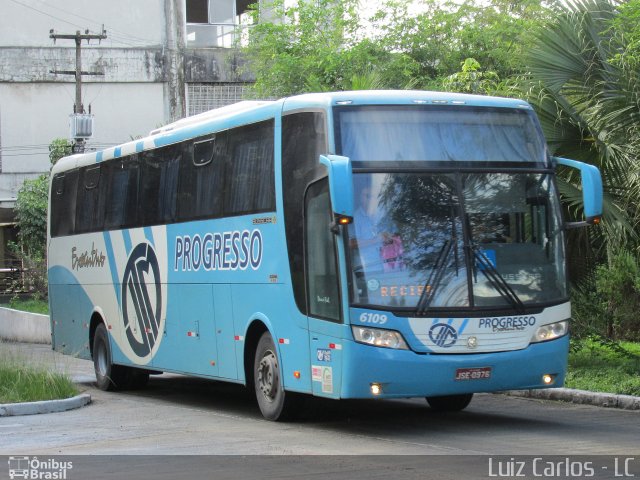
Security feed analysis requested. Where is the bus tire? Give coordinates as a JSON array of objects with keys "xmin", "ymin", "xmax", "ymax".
[
  {"xmin": 92, "ymin": 323, "xmax": 129, "ymax": 391},
  {"xmin": 426, "ymin": 393, "xmax": 473, "ymax": 412},
  {"xmin": 253, "ymin": 332, "xmax": 301, "ymax": 421}
]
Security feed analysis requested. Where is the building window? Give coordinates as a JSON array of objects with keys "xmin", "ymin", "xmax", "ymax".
[{"xmin": 186, "ymin": 0, "xmax": 253, "ymax": 48}]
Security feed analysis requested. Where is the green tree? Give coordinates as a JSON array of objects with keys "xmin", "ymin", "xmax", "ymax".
[
  {"xmin": 48, "ymin": 138, "xmax": 72, "ymax": 166},
  {"xmin": 242, "ymin": 0, "xmax": 545, "ymax": 97},
  {"xmin": 13, "ymin": 174, "xmax": 49, "ymax": 298},
  {"xmin": 525, "ymin": 0, "xmax": 640, "ymax": 264},
  {"xmin": 441, "ymin": 58, "xmax": 500, "ymax": 94},
  {"xmin": 12, "ymin": 137, "xmax": 69, "ymax": 298},
  {"xmin": 370, "ymin": 0, "xmax": 550, "ymax": 89},
  {"xmin": 15, "ymin": 175, "xmax": 48, "ymax": 259},
  {"xmin": 242, "ymin": 0, "xmax": 395, "ymax": 96}
]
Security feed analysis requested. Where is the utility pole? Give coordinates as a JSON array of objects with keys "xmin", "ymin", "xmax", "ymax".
[{"xmin": 50, "ymin": 27, "xmax": 107, "ymax": 152}]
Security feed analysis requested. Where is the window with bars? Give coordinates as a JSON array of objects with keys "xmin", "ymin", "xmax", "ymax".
[{"xmin": 187, "ymin": 83, "xmax": 252, "ymax": 116}]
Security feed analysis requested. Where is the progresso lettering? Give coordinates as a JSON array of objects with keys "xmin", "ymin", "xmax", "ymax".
[
  {"xmin": 478, "ymin": 316, "xmax": 536, "ymax": 332},
  {"xmin": 174, "ymin": 229, "xmax": 263, "ymax": 272}
]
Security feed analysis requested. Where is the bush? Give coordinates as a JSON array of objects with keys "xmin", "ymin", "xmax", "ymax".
[{"xmin": 571, "ymin": 249, "xmax": 640, "ymax": 341}]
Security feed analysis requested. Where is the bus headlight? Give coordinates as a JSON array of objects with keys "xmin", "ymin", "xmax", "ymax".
[
  {"xmin": 352, "ymin": 326, "xmax": 409, "ymax": 350},
  {"xmin": 531, "ymin": 320, "xmax": 569, "ymax": 343}
]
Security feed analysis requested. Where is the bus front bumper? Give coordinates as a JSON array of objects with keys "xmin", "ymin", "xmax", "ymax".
[{"xmin": 340, "ymin": 334, "xmax": 569, "ymax": 399}]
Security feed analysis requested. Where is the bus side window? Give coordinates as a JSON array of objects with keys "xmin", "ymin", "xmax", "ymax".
[
  {"xmin": 140, "ymin": 145, "xmax": 180, "ymax": 226},
  {"xmin": 305, "ymin": 178, "xmax": 341, "ymax": 322},
  {"xmin": 177, "ymin": 134, "xmax": 225, "ymax": 221},
  {"xmin": 225, "ymin": 120, "xmax": 275, "ymax": 216},
  {"xmin": 104, "ymin": 158, "xmax": 139, "ymax": 230},
  {"xmin": 76, "ymin": 165, "xmax": 103, "ymax": 233},
  {"xmin": 51, "ymin": 171, "xmax": 78, "ymax": 237}
]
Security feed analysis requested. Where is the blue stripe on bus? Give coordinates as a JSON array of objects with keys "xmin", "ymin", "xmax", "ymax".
[
  {"xmin": 96, "ymin": 151, "xmax": 103, "ymax": 162},
  {"xmin": 144, "ymin": 227, "xmax": 154, "ymax": 246},
  {"xmin": 136, "ymin": 141, "xmax": 144, "ymax": 153},
  {"xmin": 102, "ymin": 231, "xmax": 122, "ymax": 307},
  {"xmin": 459, "ymin": 318, "xmax": 469, "ymax": 335},
  {"xmin": 114, "ymin": 147, "xmax": 122, "ymax": 158},
  {"xmin": 122, "ymin": 230, "xmax": 132, "ymax": 254}
]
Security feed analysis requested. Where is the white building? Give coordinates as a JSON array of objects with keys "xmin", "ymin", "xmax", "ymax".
[{"xmin": 0, "ymin": 0, "xmax": 258, "ymax": 266}]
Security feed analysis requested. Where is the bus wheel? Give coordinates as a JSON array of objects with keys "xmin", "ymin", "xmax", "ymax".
[
  {"xmin": 93, "ymin": 323, "xmax": 129, "ymax": 391},
  {"xmin": 426, "ymin": 393, "xmax": 473, "ymax": 412},
  {"xmin": 253, "ymin": 332, "xmax": 300, "ymax": 421}
]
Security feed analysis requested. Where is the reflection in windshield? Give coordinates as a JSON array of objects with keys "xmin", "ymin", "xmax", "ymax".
[
  {"xmin": 347, "ymin": 172, "xmax": 566, "ymax": 311},
  {"xmin": 336, "ymin": 106, "xmax": 547, "ymax": 163}
]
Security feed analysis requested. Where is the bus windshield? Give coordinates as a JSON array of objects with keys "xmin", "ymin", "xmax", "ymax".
[
  {"xmin": 347, "ymin": 172, "xmax": 567, "ymax": 311},
  {"xmin": 335, "ymin": 105, "xmax": 547, "ymax": 163}
]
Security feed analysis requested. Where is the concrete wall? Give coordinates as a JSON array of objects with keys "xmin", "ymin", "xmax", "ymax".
[
  {"xmin": 0, "ymin": 0, "xmax": 255, "ymax": 209},
  {"xmin": 0, "ymin": 82, "xmax": 165, "ymax": 199},
  {"xmin": 0, "ymin": 307, "xmax": 51, "ymax": 344}
]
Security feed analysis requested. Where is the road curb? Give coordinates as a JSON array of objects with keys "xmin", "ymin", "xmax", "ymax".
[
  {"xmin": 0, "ymin": 393, "xmax": 91, "ymax": 417},
  {"xmin": 505, "ymin": 388, "xmax": 640, "ymax": 410}
]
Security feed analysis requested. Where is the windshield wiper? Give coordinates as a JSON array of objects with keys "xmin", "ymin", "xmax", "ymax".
[
  {"xmin": 415, "ymin": 240, "xmax": 453, "ymax": 315},
  {"xmin": 471, "ymin": 244, "xmax": 525, "ymax": 313}
]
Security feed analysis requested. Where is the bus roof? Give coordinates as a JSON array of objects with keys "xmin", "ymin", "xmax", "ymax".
[{"xmin": 51, "ymin": 90, "xmax": 532, "ymax": 176}]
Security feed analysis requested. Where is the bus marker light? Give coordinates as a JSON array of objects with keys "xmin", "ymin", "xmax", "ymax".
[
  {"xmin": 234, "ymin": 335, "xmax": 244, "ymax": 341},
  {"xmin": 294, "ymin": 371, "xmax": 301, "ymax": 379},
  {"xmin": 279, "ymin": 338, "xmax": 290, "ymax": 345},
  {"xmin": 210, "ymin": 361, "xmax": 216, "ymax": 366},
  {"xmin": 542, "ymin": 374, "xmax": 555, "ymax": 385},
  {"xmin": 370, "ymin": 383, "xmax": 383, "ymax": 395}
]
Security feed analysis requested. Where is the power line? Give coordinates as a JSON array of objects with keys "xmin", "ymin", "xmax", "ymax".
[{"xmin": 7, "ymin": 0, "xmax": 160, "ymax": 47}]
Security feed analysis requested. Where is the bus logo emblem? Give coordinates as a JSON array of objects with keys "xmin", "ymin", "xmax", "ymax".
[
  {"xmin": 429, "ymin": 323, "xmax": 458, "ymax": 348},
  {"xmin": 121, "ymin": 243, "xmax": 162, "ymax": 359}
]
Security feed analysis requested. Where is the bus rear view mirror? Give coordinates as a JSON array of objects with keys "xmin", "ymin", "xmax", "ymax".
[
  {"xmin": 553, "ymin": 157, "xmax": 603, "ymax": 228},
  {"xmin": 319, "ymin": 154, "xmax": 354, "ymax": 224}
]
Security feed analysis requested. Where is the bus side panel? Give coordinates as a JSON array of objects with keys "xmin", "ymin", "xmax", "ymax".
[
  {"xmin": 232, "ymin": 283, "xmax": 313, "ymax": 394},
  {"xmin": 214, "ymin": 284, "xmax": 238, "ymax": 380},
  {"xmin": 48, "ymin": 264, "xmax": 97, "ymax": 359},
  {"xmin": 151, "ymin": 283, "xmax": 218, "ymax": 376}
]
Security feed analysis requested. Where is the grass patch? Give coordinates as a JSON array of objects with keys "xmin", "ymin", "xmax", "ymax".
[
  {"xmin": 567, "ymin": 339, "xmax": 640, "ymax": 396},
  {"xmin": 3, "ymin": 297, "xmax": 49, "ymax": 315},
  {"xmin": 0, "ymin": 344, "xmax": 77, "ymax": 403}
]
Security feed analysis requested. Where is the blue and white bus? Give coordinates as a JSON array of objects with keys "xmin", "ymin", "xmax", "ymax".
[{"xmin": 48, "ymin": 91, "xmax": 602, "ymax": 420}]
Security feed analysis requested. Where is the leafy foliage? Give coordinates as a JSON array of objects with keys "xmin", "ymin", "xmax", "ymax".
[
  {"xmin": 14, "ymin": 174, "xmax": 48, "ymax": 259},
  {"xmin": 242, "ymin": 0, "xmax": 549, "ymax": 96},
  {"xmin": 48, "ymin": 138, "xmax": 72, "ymax": 166},
  {"xmin": 441, "ymin": 58, "xmax": 500, "ymax": 95},
  {"xmin": 11, "ymin": 137, "xmax": 67, "ymax": 299},
  {"xmin": 525, "ymin": 0, "xmax": 640, "ymax": 264},
  {"xmin": 571, "ymin": 249, "xmax": 640, "ymax": 340},
  {"xmin": 567, "ymin": 338, "xmax": 640, "ymax": 396}
]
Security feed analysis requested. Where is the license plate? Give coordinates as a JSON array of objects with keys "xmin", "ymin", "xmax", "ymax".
[{"xmin": 455, "ymin": 367, "xmax": 492, "ymax": 381}]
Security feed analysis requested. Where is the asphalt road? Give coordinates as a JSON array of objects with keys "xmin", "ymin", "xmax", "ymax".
[{"xmin": 1, "ymin": 342, "xmax": 638, "ymax": 479}]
